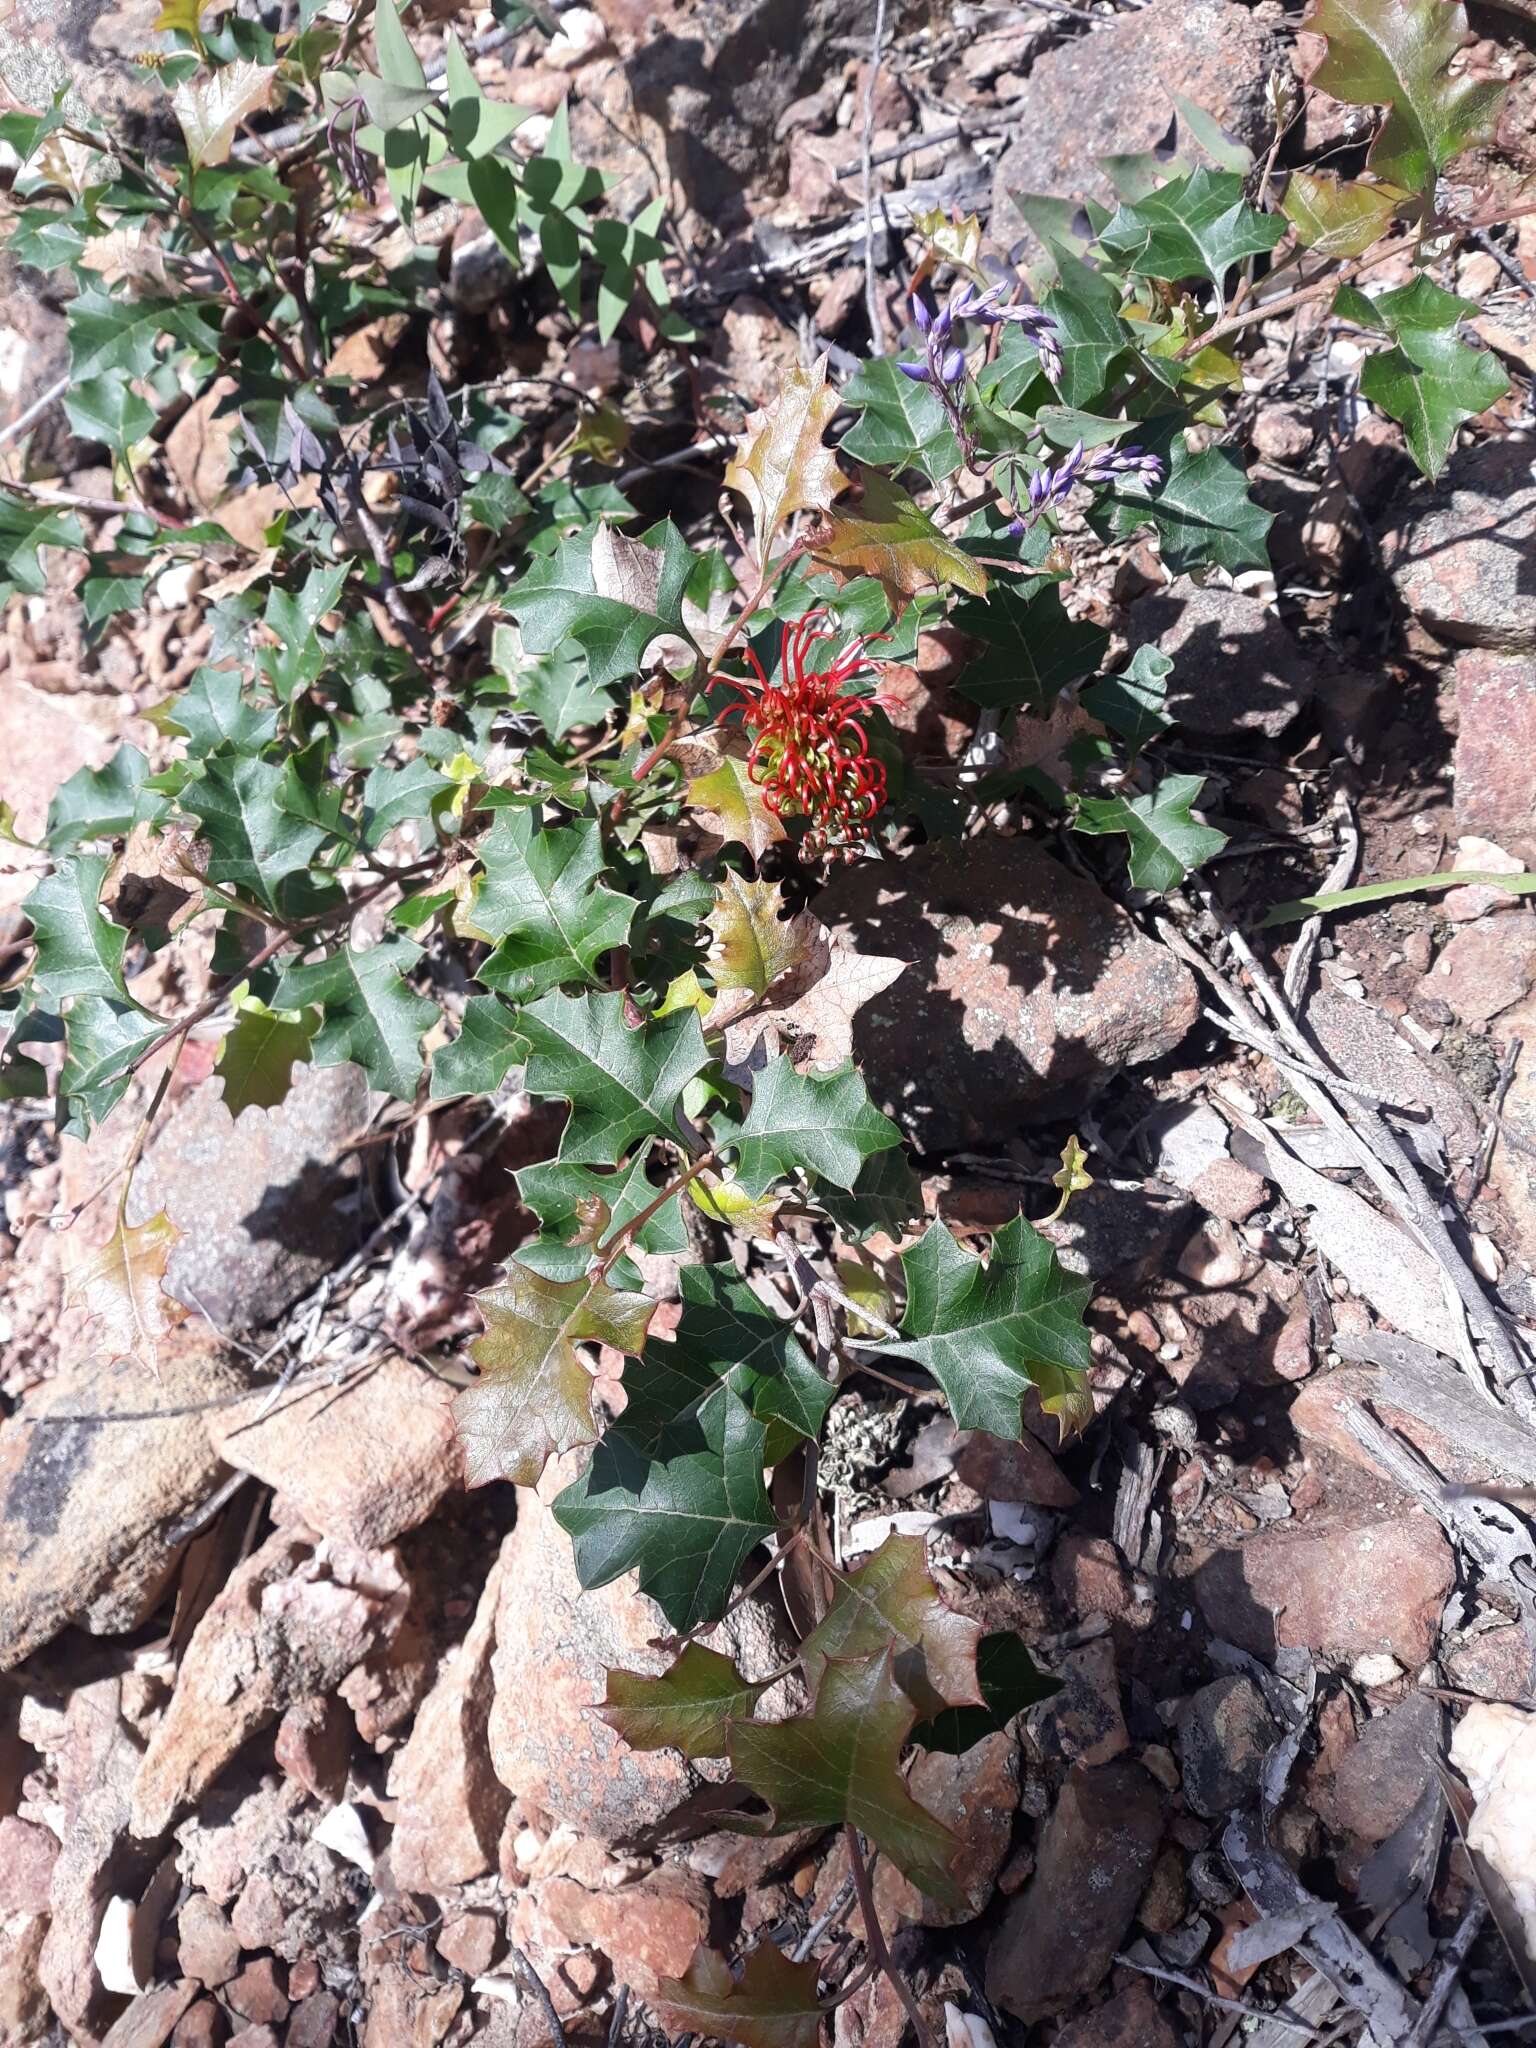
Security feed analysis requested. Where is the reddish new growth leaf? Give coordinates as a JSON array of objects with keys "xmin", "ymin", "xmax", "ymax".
[
  {"xmin": 800, "ymin": 1531, "xmax": 983, "ymax": 1719},
  {"xmin": 720, "ymin": 611, "xmax": 890, "ymax": 862},
  {"xmin": 655, "ymin": 1944, "xmax": 833, "ymax": 2048}
]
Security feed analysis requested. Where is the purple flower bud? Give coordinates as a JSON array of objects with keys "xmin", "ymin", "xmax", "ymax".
[
  {"xmin": 930, "ymin": 305, "xmax": 954, "ymax": 344},
  {"xmin": 898, "ymin": 360, "xmax": 932, "ymax": 383},
  {"xmin": 1000, "ymin": 517, "xmax": 1026, "ymax": 538},
  {"xmin": 911, "ymin": 293, "xmax": 932, "ymax": 333},
  {"xmin": 940, "ymin": 346, "xmax": 967, "ymax": 385}
]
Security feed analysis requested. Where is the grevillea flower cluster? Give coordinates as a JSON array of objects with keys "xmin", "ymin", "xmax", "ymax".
[{"xmin": 722, "ymin": 611, "xmax": 889, "ymax": 862}]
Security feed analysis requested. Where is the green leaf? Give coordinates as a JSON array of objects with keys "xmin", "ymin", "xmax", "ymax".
[
  {"xmin": 507, "ymin": 519, "xmax": 696, "ymax": 691},
  {"xmin": 704, "ymin": 873, "xmax": 817, "ymax": 1003},
  {"xmin": 56, "ymin": 997, "xmax": 161, "ymax": 1135},
  {"xmin": 372, "ymin": 0, "xmax": 431, "ymax": 224},
  {"xmin": 820, "ymin": 1146, "xmax": 923, "ymax": 1244},
  {"xmin": 216, "ymin": 992, "xmax": 319, "ymax": 1116},
  {"xmin": 1262, "ymin": 868, "xmax": 1536, "ymax": 925},
  {"xmin": 883, "ymin": 1215, "xmax": 1093, "ymax": 1441},
  {"xmin": 599, "ymin": 1644, "xmax": 769, "ymax": 1760},
  {"xmin": 181, "ymin": 755, "xmax": 327, "ymax": 915},
  {"xmin": 0, "ymin": 494, "xmax": 86, "ymax": 599},
  {"xmin": 430, "ymin": 992, "xmax": 527, "ymax": 1099},
  {"xmin": 812, "ymin": 473, "xmax": 987, "ymax": 603},
  {"xmin": 553, "ymin": 1383, "xmax": 780, "ymax": 1633},
  {"xmin": 729, "ymin": 1650, "xmax": 964, "ymax": 1909},
  {"xmin": 274, "ymin": 935, "xmax": 438, "ymax": 1098},
  {"xmin": 492, "ymin": 628, "xmax": 613, "ymax": 739},
  {"xmin": 655, "ymin": 1947, "xmax": 834, "ymax": 2048},
  {"xmin": 800, "ymin": 1532, "xmax": 982, "ymax": 1719},
  {"xmin": 45, "ymin": 747, "xmax": 150, "ymax": 851},
  {"xmin": 457, "ymin": 1261, "xmax": 655, "ymax": 1486},
  {"xmin": 63, "ymin": 374, "xmax": 156, "ymax": 460},
  {"xmin": 911, "ymin": 1632, "xmax": 1062, "ymax": 1755},
  {"xmin": 950, "ymin": 579, "xmax": 1109, "ymax": 713},
  {"xmin": 517, "ymin": 989, "xmax": 710, "ymax": 1164},
  {"xmin": 839, "ymin": 357, "xmax": 963, "ymax": 483},
  {"xmin": 444, "ymin": 31, "xmax": 530, "ymax": 158},
  {"xmin": 469, "ymin": 810, "xmax": 635, "ymax": 1001},
  {"xmin": 1306, "ymin": 0, "xmax": 1505, "ymax": 191},
  {"xmin": 1098, "ymin": 437, "xmax": 1273, "ymax": 576},
  {"xmin": 1074, "ymin": 771, "xmax": 1226, "ymax": 891},
  {"xmin": 1281, "ymin": 170, "xmax": 1402, "ymax": 258},
  {"xmin": 362, "ymin": 756, "xmax": 449, "ymax": 846},
  {"xmin": 1348, "ymin": 276, "xmax": 1508, "ymax": 478},
  {"xmin": 1042, "ymin": 247, "xmax": 1130, "ymax": 408},
  {"xmin": 1080, "ymin": 644, "xmax": 1174, "ymax": 752},
  {"xmin": 67, "ymin": 288, "xmax": 222, "ymax": 381},
  {"xmin": 1098, "ymin": 168, "xmax": 1285, "ymax": 288},
  {"xmin": 261, "ymin": 563, "xmax": 348, "ymax": 702},
  {"xmin": 517, "ymin": 1143, "xmax": 689, "ymax": 1284},
  {"xmin": 164, "ymin": 667, "xmax": 279, "ymax": 757},
  {"xmin": 727, "ymin": 1056, "xmax": 902, "ymax": 1199},
  {"xmin": 620, "ymin": 1262, "xmax": 835, "ymax": 1457},
  {"xmin": 25, "ymin": 856, "xmax": 128, "ymax": 1001}
]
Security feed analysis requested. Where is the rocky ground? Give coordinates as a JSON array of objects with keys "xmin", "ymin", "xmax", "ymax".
[{"xmin": 4, "ymin": 0, "xmax": 1536, "ymax": 2044}]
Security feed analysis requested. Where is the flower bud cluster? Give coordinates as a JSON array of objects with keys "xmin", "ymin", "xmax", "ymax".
[
  {"xmin": 901, "ymin": 281, "xmax": 1064, "ymax": 391},
  {"xmin": 1003, "ymin": 439, "xmax": 1165, "ymax": 534}
]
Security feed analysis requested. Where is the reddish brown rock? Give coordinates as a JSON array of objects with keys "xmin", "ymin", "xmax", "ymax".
[
  {"xmin": 274, "ymin": 1695, "xmax": 352, "ymax": 1806},
  {"xmin": 877, "ymin": 1732, "xmax": 1021, "ymax": 1926},
  {"xmin": 101, "ymin": 1981, "xmax": 200, "ymax": 2046},
  {"xmin": 534, "ymin": 1867, "xmax": 709, "ymax": 1997},
  {"xmin": 1176, "ymin": 1676, "xmax": 1277, "ymax": 1819},
  {"xmin": 1051, "ymin": 1535, "xmax": 1137, "ymax": 1624},
  {"xmin": 437, "ymin": 1908, "xmax": 501, "ymax": 1977},
  {"xmin": 0, "ymin": 1816, "xmax": 58, "ymax": 1915},
  {"xmin": 208, "ymin": 1355, "xmax": 461, "ymax": 1552},
  {"xmin": 815, "ymin": 837, "xmax": 1198, "ymax": 1152},
  {"xmin": 951, "ymin": 1426, "xmax": 1079, "ymax": 1510},
  {"xmin": 174, "ymin": 1893, "xmax": 240, "ymax": 1989},
  {"xmin": 287, "ymin": 1993, "xmax": 341, "ymax": 2048},
  {"xmin": 1052, "ymin": 1982, "xmax": 1181, "ymax": 2048},
  {"xmin": 226, "ymin": 1957, "xmax": 288, "ymax": 2027},
  {"xmin": 1314, "ymin": 1693, "xmax": 1441, "ymax": 1853},
  {"xmin": 1386, "ymin": 441, "xmax": 1536, "ymax": 652},
  {"xmin": 0, "ymin": 1912, "xmax": 49, "ymax": 2044},
  {"xmin": 489, "ymin": 1461, "xmax": 698, "ymax": 1844},
  {"xmin": 1416, "ymin": 914, "xmax": 1536, "ymax": 1024},
  {"xmin": 1453, "ymin": 651, "xmax": 1536, "ymax": 860},
  {"xmin": 170, "ymin": 2000, "xmax": 226, "ymax": 2047},
  {"xmin": 1124, "ymin": 579, "xmax": 1317, "ymax": 738},
  {"xmin": 1190, "ymin": 1158, "xmax": 1268, "ymax": 1223},
  {"xmin": 131, "ymin": 1531, "xmax": 408, "ymax": 1838},
  {"xmin": 387, "ymin": 1536, "xmax": 510, "ymax": 1892},
  {"xmin": 985, "ymin": 1761, "xmax": 1164, "ymax": 2021},
  {"xmin": 1195, "ymin": 1511, "xmax": 1455, "ymax": 1666},
  {"xmin": 1445, "ymin": 1625, "xmax": 1536, "ymax": 1701}
]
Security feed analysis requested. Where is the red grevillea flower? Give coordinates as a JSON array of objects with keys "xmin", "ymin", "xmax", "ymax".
[{"xmin": 720, "ymin": 610, "xmax": 889, "ymax": 861}]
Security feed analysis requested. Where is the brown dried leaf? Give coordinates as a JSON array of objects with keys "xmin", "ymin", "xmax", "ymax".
[
  {"xmin": 723, "ymin": 925, "xmax": 904, "ymax": 1072},
  {"xmin": 705, "ymin": 873, "xmax": 818, "ymax": 1003},
  {"xmin": 66, "ymin": 1212, "xmax": 188, "ymax": 1375},
  {"xmin": 724, "ymin": 356, "xmax": 846, "ymax": 567}
]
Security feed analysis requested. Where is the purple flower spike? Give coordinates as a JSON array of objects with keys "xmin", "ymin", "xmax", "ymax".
[
  {"xmin": 940, "ymin": 346, "xmax": 967, "ymax": 385},
  {"xmin": 911, "ymin": 293, "xmax": 932, "ymax": 334},
  {"xmin": 898, "ymin": 360, "xmax": 932, "ymax": 383}
]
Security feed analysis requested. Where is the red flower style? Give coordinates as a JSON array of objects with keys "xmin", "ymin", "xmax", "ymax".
[{"xmin": 720, "ymin": 610, "xmax": 889, "ymax": 861}]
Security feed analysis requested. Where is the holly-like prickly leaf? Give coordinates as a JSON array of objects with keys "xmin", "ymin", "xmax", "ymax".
[
  {"xmin": 1075, "ymin": 771, "xmax": 1226, "ymax": 892},
  {"xmin": 493, "ymin": 627, "xmax": 614, "ymax": 741},
  {"xmin": 469, "ymin": 810, "xmax": 636, "ymax": 1001},
  {"xmin": 911, "ymin": 1632, "xmax": 1062, "ymax": 1755},
  {"xmin": 216, "ymin": 992, "xmax": 318, "ymax": 1116},
  {"xmin": 1080, "ymin": 644, "xmax": 1174, "ymax": 752},
  {"xmin": 25, "ymin": 856, "xmax": 128, "ymax": 1001},
  {"xmin": 517, "ymin": 1142, "xmax": 690, "ymax": 1284},
  {"xmin": 620, "ymin": 1261, "xmax": 835, "ymax": 1457},
  {"xmin": 173, "ymin": 60, "xmax": 279, "ymax": 168},
  {"xmin": 1097, "ymin": 438, "xmax": 1274, "ymax": 577},
  {"xmin": 1340, "ymin": 276, "xmax": 1508, "ymax": 478},
  {"xmin": 63, "ymin": 375, "xmax": 155, "ymax": 462},
  {"xmin": 517, "ymin": 990, "xmax": 710, "ymax": 1165},
  {"xmin": 457, "ymin": 1261, "xmax": 655, "ymax": 1487},
  {"xmin": 180, "ymin": 755, "xmax": 327, "ymax": 916},
  {"xmin": 677, "ymin": 732, "xmax": 788, "ymax": 861},
  {"xmin": 66, "ymin": 288, "xmax": 223, "ymax": 382},
  {"xmin": 801, "ymin": 1533, "xmax": 983, "ymax": 1719},
  {"xmin": 723, "ymin": 926, "xmax": 905, "ymax": 1075},
  {"xmin": 883, "ymin": 1216, "xmax": 1093, "ymax": 1440},
  {"xmin": 951, "ymin": 580, "xmax": 1109, "ymax": 714},
  {"xmin": 1281, "ymin": 170, "xmax": 1402, "ymax": 258},
  {"xmin": 1041, "ymin": 247, "xmax": 1129, "ymax": 408},
  {"xmin": 1098, "ymin": 168, "xmax": 1285, "ymax": 287},
  {"xmin": 163, "ymin": 668, "xmax": 278, "ymax": 759},
  {"xmin": 0, "ymin": 494, "xmax": 86, "ymax": 600},
  {"xmin": 55, "ymin": 997, "xmax": 161, "ymax": 1137},
  {"xmin": 274, "ymin": 936, "xmax": 438, "ymax": 1099},
  {"xmin": 655, "ymin": 1946, "xmax": 833, "ymax": 2048},
  {"xmin": 838, "ymin": 357, "xmax": 963, "ymax": 484},
  {"xmin": 727, "ymin": 1056, "xmax": 902, "ymax": 1198},
  {"xmin": 45, "ymin": 747, "xmax": 151, "ymax": 852},
  {"xmin": 812, "ymin": 474, "xmax": 988, "ymax": 603},
  {"xmin": 65, "ymin": 1211, "xmax": 187, "ymax": 1374},
  {"xmin": 724, "ymin": 356, "xmax": 847, "ymax": 567},
  {"xmin": 430, "ymin": 994, "xmax": 527, "ymax": 1100},
  {"xmin": 730, "ymin": 1649, "xmax": 965, "ymax": 1908},
  {"xmin": 705, "ymin": 873, "xmax": 818, "ymax": 1004},
  {"xmin": 599, "ymin": 1644, "xmax": 770, "ymax": 1759},
  {"xmin": 553, "ymin": 1383, "xmax": 780, "ymax": 1633},
  {"xmin": 820, "ymin": 1146, "xmax": 924, "ymax": 1243},
  {"xmin": 507, "ymin": 520, "xmax": 696, "ymax": 691},
  {"xmin": 1305, "ymin": 0, "xmax": 1505, "ymax": 192}
]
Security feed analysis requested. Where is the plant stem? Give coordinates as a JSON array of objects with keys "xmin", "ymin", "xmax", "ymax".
[
  {"xmin": 1176, "ymin": 235, "xmax": 1412, "ymax": 359},
  {"xmin": 843, "ymin": 1827, "xmax": 935, "ymax": 2048},
  {"xmin": 593, "ymin": 1147, "xmax": 718, "ymax": 1275}
]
